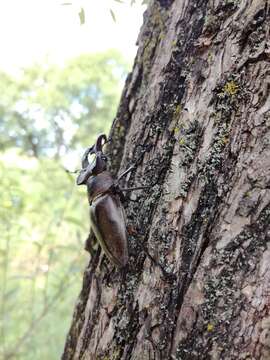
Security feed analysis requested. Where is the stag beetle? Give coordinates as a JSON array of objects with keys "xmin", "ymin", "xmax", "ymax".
[{"xmin": 77, "ymin": 134, "xmax": 148, "ymax": 268}]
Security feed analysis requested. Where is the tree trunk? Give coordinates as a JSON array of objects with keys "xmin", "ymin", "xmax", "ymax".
[{"xmin": 62, "ymin": 0, "xmax": 270, "ymax": 359}]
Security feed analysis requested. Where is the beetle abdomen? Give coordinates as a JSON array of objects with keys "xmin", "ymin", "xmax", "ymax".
[{"xmin": 90, "ymin": 193, "xmax": 128, "ymax": 267}]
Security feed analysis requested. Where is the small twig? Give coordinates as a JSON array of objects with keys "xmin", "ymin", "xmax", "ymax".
[{"xmin": 134, "ymin": 238, "xmax": 175, "ymax": 282}]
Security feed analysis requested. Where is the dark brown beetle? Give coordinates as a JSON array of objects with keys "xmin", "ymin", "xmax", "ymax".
[
  {"xmin": 77, "ymin": 135, "xmax": 176, "ymax": 280},
  {"xmin": 77, "ymin": 134, "xmax": 131, "ymax": 268}
]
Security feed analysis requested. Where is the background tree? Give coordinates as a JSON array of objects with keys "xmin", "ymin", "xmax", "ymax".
[
  {"xmin": 62, "ymin": 0, "xmax": 270, "ymax": 359},
  {"xmin": 0, "ymin": 50, "xmax": 126, "ymax": 158}
]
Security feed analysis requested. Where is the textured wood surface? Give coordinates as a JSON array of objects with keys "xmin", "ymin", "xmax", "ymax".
[{"xmin": 62, "ymin": 0, "xmax": 270, "ymax": 358}]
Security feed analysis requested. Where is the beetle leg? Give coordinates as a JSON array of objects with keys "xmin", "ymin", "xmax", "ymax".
[
  {"xmin": 134, "ymin": 239, "xmax": 176, "ymax": 282},
  {"xmin": 142, "ymin": 249, "xmax": 176, "ymax": 282},
  {"xmin": 117, "ymin": 164, "xmax": 136, "ymax": 182},
  {"xmin": 111, "ymin": 183, "xmax": 126, "ymax": 203},
  {"xmin": 120, "ymin": 185, "xmax": 151, "ymax": 192},
  {"xmin": 117, "ymin": 144, "xmax": 153, "ymax": 182},
  {"xmin": 84, "ymin": 229, "xmax": 97, "ymax": 258}
]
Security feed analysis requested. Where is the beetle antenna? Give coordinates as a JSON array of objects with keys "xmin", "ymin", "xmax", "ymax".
[{"xmin": 95, "ymin": 134, "xmax": 108, "ymax": 153}]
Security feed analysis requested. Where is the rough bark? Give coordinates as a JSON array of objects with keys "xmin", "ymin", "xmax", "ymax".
[{"xmin": 62, "ymin": 0, "xmax": 270, "ymax": 359}]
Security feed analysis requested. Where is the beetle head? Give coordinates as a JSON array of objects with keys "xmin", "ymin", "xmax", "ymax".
[{"xmin": 77, "ymin": 134, "xmax": 108, "ymax": 185}]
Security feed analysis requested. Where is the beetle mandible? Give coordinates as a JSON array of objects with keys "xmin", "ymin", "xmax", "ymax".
[{"xmin": 77, "ymin": 134, "xmax": 147, "ymax": 268}]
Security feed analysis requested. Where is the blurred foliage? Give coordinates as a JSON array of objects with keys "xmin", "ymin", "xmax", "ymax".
[
  {"xmin": 0, "ymin": 50, "xmax": 127, "ymax": 158},
  {"xmin": 0, "ymin": 152, "xmax": 90, "ymax": 360},
  {"xmin": 0, "ymin": 50, "xmax": 128, "ymax": 359}
]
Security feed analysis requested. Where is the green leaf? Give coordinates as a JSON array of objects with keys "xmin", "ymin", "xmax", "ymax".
[
  {"xmin": 110, "ymin": 9, "xmax": 116, "ymax": 22},
  {"xmin": 79, "ymin": 7, "xmax": 85, "ymax": 25},
  {"xmin": 142, "ymin": 0, "xmax": 149, "ymax": 4},
  {"xmin": 114, "ymin": 0, "xmax": 124, "ymax": 2},
  {"xmin": 61, "ymin": 2, "xmax": 72, "ymax": 5}
]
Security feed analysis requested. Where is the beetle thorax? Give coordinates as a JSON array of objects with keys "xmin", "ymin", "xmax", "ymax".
[{"xmin": 86, "ymin": 171, "xmax": 114, "ymax": 203}]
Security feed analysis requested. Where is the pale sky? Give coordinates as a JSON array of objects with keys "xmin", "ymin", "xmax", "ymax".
[{"xmin": 0, "ymin": 0, "xmax": 146, "ymax": 73}]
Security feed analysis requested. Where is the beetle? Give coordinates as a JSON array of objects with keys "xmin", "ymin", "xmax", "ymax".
[{"xmin": 77, "ymin": 134, "xmax": 145, "ymax": 268}]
